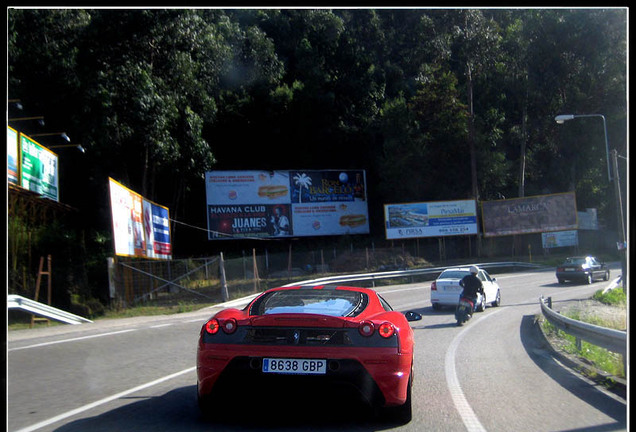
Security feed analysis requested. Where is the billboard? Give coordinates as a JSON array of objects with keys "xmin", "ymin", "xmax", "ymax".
[
  {"xmin": 542, "ymin": 230, "xmax": 579, "ymax": 249},
  {"xmin": 108, "ymin": 177, "xmax": 172, "ymax": 259},
  {"xmin": 481, "ymin": 192, "xmax": 578, "ymax": 237},
  {"xmin": 205, "ymin": 170, "xmax": 369, "ymax": 239},
  {"xmin": 7, "ymin": 126, "xmax": 19, "ymax": 185},
  {"xmin": 384, "ymin": 200, "xmax": 478, "ymax": 240},
  {"xmin": 20, "ymin": 134, "xmax": 59, "ymax": 201}
]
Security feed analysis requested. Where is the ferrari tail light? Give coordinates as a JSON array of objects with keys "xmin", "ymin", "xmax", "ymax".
[
  {"xmin": 205, "ymin": 319, "xmax": 220, "ymax": 335},
  {"xmin": 378, "ymin": 322, "xmax": 395, "ymax": 338},
  {"xmin": 431, "ymin": 281, "xmax": 437, "ymax": 291},
  {"xmin": 222, "ymin": 318, "xmax": 237, "ymax": 334},
  {"xmin": 359, "ymin": 321, "xmax": 375, "ymax": 337}
]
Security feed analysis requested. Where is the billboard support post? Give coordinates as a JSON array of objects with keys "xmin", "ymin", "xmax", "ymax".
[{"xmin": 219, "ymin": 252, "xmax": 229, "ymax": 303}]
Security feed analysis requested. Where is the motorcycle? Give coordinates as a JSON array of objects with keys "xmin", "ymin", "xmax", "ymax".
[{"xmin": 455, "ymin": 295, "xmax": 475, "ymax": 326}]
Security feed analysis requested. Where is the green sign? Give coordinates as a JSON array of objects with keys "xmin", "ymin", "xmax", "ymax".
[{"xmin": 20, "ymin": 134, "xmax": 59, "ymax": 201}]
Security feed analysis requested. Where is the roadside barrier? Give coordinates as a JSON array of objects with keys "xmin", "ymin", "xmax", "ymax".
[
  {"xmin": 8, "ymin": 294, "xmax": 93, "ymax": 325},
  {"xmin": 539, "ymin": 295, "xmax": 626, "ymax": 377},
  {"xmin": 283, "ymin": 261, "xmax": 543, "ymax": 287}
]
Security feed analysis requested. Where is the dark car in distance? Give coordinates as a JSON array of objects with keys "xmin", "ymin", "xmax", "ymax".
[{"xmin": 556, "ymin": 256, "xmax": 610, "ymax": 285}]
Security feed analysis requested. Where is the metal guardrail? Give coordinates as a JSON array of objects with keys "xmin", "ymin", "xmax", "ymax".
[
  {"xmin": 7, "ymin": 294, "xmax": 93, "ymax": 325},
  {"xmin": 539, "ymin": 295, "xmax": 626, "ymax": 375},
  {"xmin": 283, "ymin": 261, "xmax": 543, "ymax": 287}
]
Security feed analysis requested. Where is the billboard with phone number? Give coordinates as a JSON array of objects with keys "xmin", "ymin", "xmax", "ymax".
[
  {"xmin": 384, "ymin": 200, "xmax": 478, "ymax": 240},
  {"xmin": 205, "ymin": 170, "xmax": 369, "ymax": 239},
  {"xmin": 108, "ymin": 178, "xmax": 172, "ymax": 259}
]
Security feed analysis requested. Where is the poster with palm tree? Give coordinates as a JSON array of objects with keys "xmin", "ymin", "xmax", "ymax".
[{"xmin": 292, "ymin": 172, "xmax": 312, "ymax": 203}]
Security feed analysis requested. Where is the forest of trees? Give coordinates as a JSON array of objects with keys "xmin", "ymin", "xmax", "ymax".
[{"xmin": 7, "ymin": 8, "xmax": 627, "ymax": 306}]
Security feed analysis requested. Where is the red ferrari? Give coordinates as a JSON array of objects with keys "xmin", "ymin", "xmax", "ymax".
[{"xmin": 197, "ymin": 284, "xmax": 422, "ymax": 423}]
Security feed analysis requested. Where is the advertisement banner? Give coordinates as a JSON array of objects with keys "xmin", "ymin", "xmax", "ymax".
[
  {"xmin": 205, "ymin": 170, "xmax": 369, "ymax": 239},
  {"xmin": 109, "ymin": 178, "xmax": 172, "ymax": 259},
  {"xmin": 143, "ymin": 199, "xmax": 172, "ymax": 258},
  {"xmin": 542, "ymin": 230, "xmax": 579, "ymax": 249},
  {"xmin": 7, "ymin": 126, "xmax": 19, "ymax": 185},
  {"xmin": 481, "ymin": 192, "xmax": 578, "ymax": 237},
  {"xmin": 384, "ymin": 200, "xmax": 478, "ymax": 240},
  {"xmin": 20, "ymin": 134, "xmax": 59, "ymax": 201}
]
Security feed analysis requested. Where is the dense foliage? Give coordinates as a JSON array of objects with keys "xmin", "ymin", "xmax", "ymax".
[{"xmin": 7, "ymin": 9, "xmax": 627, "ymax": 305}]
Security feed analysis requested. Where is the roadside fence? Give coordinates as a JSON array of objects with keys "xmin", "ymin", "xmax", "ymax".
[{"xmin": 539, "ymin": 295, "xmax": 627, "ymax": 377}]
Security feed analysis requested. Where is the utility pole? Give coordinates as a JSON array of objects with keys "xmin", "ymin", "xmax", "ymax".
[{"xmin": 611, "ymin": 150, "xmax": 627, "ymax": 288}]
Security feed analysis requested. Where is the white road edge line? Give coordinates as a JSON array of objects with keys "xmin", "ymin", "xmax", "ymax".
[
  {"xmin": 445, "ymin": 308, "xmax": 503, "ymax": 432},
  {"xmin": 7, "ymin": 329, "xmax": 138, "ymax": 352},
  {"xmin": 14, "ymin": 366, "xmax": 196, "ymax": 432}
]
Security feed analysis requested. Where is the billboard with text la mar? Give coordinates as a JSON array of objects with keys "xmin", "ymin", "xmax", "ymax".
[
  {"xmin": 205, "ymin": 170, "xmax": 369, "ymax": 239},
  {"xmin": 481, "ymin": 192, "xmax": 578, "ymax": 237}
]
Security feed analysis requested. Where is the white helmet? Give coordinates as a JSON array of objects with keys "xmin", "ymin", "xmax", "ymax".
[{"xmin": 469, "ymin": 265, "xmax": 479, "ymax": 274}]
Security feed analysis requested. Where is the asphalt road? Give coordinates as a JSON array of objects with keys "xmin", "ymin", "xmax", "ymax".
[{"xmin": 7, "ymin": 266, "xmax": 627, "ymax": 432}]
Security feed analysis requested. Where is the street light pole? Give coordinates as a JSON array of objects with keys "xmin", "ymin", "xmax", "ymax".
[
  {"xmin": 555, "ymin": 113, "xmax": 626, "ymax": 287},
  {"xmin": 48, "ymin": 144, "xmax": 86, "ymax": 153},
  {"xmin": 610, "ymin": 149, "xmax": 627, "ymax": 286},
  {"xmin": 554, "ymin": 114, "xmax": 611, "ymax": 182},
  {"xmin": 29, "ymin": 132, "xmax": 71, "ymax": 142}
]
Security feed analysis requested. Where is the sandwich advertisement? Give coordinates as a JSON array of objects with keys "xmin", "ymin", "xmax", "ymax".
[
  {"xmin": 108, "ymin": 177, "xmax": 172, "ymax": 259},
  {"xmin": 384, "ymin": 200, "xmax": 478, "ymax": 240},
  {"xmin": 205, "ymin": 170, "xmax": 369, "ymax": 239}
]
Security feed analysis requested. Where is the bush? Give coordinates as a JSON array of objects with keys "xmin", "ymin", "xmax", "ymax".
[{"xmin": 593, "ymin": 288, "xmax": 626, "ymax": 306}]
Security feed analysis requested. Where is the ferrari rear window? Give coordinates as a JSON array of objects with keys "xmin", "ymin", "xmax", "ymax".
[{"xmin": 251, "ymin": 289, "xmax": 368, "ymax": 317}]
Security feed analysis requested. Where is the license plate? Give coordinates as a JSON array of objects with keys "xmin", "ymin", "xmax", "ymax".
[
  {"xmin": 565, "ymin": 268, "xmax": 575, "ymax": 271},
  {"xmin": 262, "ymin": 358, "xmax": 327, "ymax": 375}
]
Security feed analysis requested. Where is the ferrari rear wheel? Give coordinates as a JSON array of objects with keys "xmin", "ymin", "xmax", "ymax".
[
  {"xmin": 197, "ymin": 386, "xmax": 216, "ymax": 420},
  {"xmin": 380, "ymin": 373, "xmax": 413, "ymax": 424}
]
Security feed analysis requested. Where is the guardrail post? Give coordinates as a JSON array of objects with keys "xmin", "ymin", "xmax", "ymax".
[{"xmin": 622, "ymin": 354, "xmax": 626, "ymax": 378}]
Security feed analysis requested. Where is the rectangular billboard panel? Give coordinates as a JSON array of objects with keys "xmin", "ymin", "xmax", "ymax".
[
  {"xmin": 205, "ymin": 170, "xmax": 369, "ymax": 239},
  {"xmin": 109, "ymin": 177, "xmax": 172, "ymax": 259},
  {"xmin": 542, "ymin": 230, "xmax": 579, "ymax": 249},
  {"xmin": 7, "ymin": 126, "xmax": 19, "ymax": 185},
  {"xmin": 20, "ymin": 134, "xmax": 59, "ymax": 201},
  {"xmin": 384, "ymin": 200, "xmax": 478, "ymax": 240},
  {"xmin": 481, "ymin": 192, "xmax": 578, "ymax": 237}
]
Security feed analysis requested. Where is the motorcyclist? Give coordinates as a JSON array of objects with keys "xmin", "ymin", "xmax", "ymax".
[{"xmin": 459, "ymin": 266, "xmax": 485, "ymax": 314}]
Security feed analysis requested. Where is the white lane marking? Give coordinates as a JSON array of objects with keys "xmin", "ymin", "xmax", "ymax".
[
  {"xmin": 150, "ymin": 323, "xmax": 173, "ymax": 328},
  {"xmin": 14, "ymin": 366, "xmax": 196, "ymax": 432},
  {"xmin": 445, "ymin": 308, "xmax": 503, "ymax": 432},
  {"xmin": 7, "ymin": 329, "xmax": 137, "ymax": 352}
]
